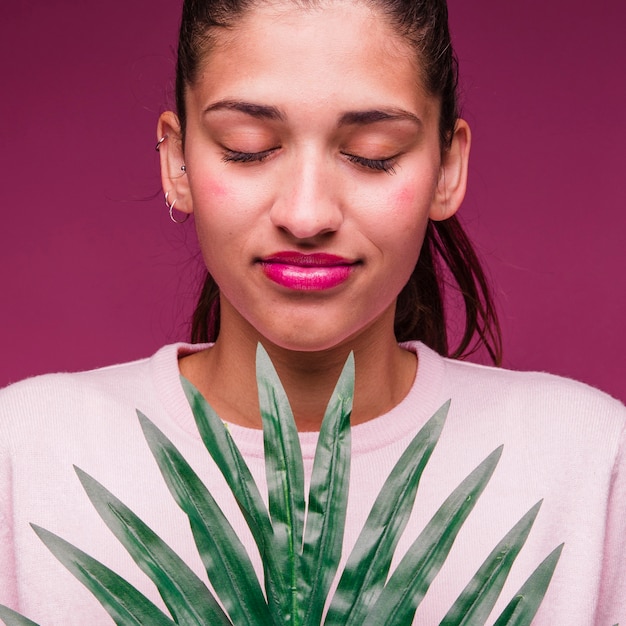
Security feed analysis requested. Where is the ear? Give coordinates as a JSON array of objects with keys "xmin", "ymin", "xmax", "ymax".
[
  {"xmin": 157, "ymin": 111, "xmax": 193, "ymax": 215},
  {"xmin": 429, "ymin": 118, "xmax": 471, "ymax": 221}
]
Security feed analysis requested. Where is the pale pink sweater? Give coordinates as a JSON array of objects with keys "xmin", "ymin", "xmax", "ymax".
[{"xmin": 0, "ymin": 342, "xmax": 624, "ymax": 624}]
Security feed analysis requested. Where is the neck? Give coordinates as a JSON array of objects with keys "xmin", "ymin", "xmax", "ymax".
[{"xmin": 179, "ymin": 311, "xmax": 417, "ymax": 431}]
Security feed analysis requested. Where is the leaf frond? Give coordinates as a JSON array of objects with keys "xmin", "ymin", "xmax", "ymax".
[
  {"xmin": 31, "ymin": 524, "xmax": 177, "ymax": 626},
  {"xmin": 493, "ymin": 543, "xmax": 563, "ymax": 625},
  {"xmin": 326, "ymin": 401, "xmax": 450, "ymax": 625},
  {"xmin": 300, "ymin": 352, "xmax": 354, "ymax": 626},
  {"xmin": 138, "ymin": 412, "xmax": 269, "ymax": 625},
  {"xmin": 74, "ymin": 465, "xmax": 231, "ymax": 626},
  {"xmin": 362, "ymin": 446, "xmax": 503, "ymax": 626}
]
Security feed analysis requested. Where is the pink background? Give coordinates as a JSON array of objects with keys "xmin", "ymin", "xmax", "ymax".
[{"xmin": 1, "ymin": 1, "xmax": 624, "ymax": 402}]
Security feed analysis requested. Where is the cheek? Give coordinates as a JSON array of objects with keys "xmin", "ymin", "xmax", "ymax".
[
  {"xmin": 191, "ymin": 174, "xmax": 230, "ymax": 202},
  {"xmin": 377, "ymin": 182, "xmax": 433, "ymax": 240},
  {"xmin": 190, "ymin": 174, "xmax": 265, "ymax": 272},
  {"xmin": 190, "ymin": 176, "xmax": 237, "ymax": 261},
  {"xmin": 392, "ymin": 176, "xmax": 436, "ymax": 216},
  {"xmin": 394, "ymin": 185, "xmax": 418, "ymax": 208},
  {"xmin": 384, "ymin": 183, "xmax": 433, "ymax": 271}
]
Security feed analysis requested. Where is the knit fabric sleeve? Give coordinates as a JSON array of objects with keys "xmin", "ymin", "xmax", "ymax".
[
  {"xmin": 595, "ymin": 417, "xmax": 626, "ymax": 624},
  {"xmin": 0, "ymin": 401, "xmax": 19, "ymax": 609}
]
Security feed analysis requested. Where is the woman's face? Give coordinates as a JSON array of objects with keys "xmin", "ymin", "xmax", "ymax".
[{"xmin": 163, "ymin": 0, "xmax": 467, "ymax": 352}]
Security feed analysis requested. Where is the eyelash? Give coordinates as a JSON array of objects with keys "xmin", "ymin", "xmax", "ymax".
[
  {"xmin": 343, "ymin": 153, "xmax": 397, "ymax": 175},
  {"xmin": 221, "ymin": 148, "xmax": 277, "ymax": 164},
  {"xmin": 221, "ymin": 148, "xmax": 398, "ymax": 174}
]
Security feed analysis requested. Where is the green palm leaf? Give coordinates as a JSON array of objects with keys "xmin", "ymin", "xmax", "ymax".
[
  {"xmin": 73, "ymin": 466, "xmax": 231, "ymax": 626},
  {"xmin": 2, "ymin": 347, "xmax": 563, "ymax": 626},
  {"xmin": 30, "ymin": 525, "xmax": 176, "ymax": 626},
  {"xmin": 361, "ymin": 446, "xmax": 503, "ymax": 626},
  {"xmin": 299, "ymin": 353, "xmax": 354, "ymax": 626},
  {"xmin": 256, "ymin": 344, "xmax": 306, "ymax": 621},
  {"xmin": 137, "ymin": 412, "xmax": 270, "ymax": 625},
  {"xmin": 325, "ymin": 401, "xmax": 449, "ymax": 626},
  {"xmin": 0, "ymin": 606, "xmax": 41, "ymax": 626},
  {"xmin": 181, "ymin": 377, "xmax": 284, "ymax": 619},
  {"xmin": 440, "ymin": 501, "xmax": 543, "ymax": 625},
  {"xmin": 493, "ymin": 544, "xmax": 564, "ymax": 625}
]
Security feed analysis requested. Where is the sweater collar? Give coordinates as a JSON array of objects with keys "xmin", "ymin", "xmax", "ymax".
[{"xmin": 149, "ymin": 341, "xmax": 446, "ymax": 459}]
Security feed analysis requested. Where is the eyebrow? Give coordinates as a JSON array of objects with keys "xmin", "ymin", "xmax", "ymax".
[
  {"xmin": 203, "ymin": 100, "xmax": 421, "ymax": 127},
  {"xmin": 338, "ymin": 109, "xmax": 422, "ymax": 127},
  {"xmin": 203, "ymin": 100, "xmax": 285, "ymax": 121}
]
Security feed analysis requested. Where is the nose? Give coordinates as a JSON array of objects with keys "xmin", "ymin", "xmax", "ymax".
[{"xmin": 270, "ymin": 150, "xmax": 343, "ymax": 240}]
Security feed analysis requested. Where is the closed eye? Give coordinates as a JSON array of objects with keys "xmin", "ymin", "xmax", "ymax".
[
  {"xmin": 342, "ymin": 152, "xmax": 398, "ymax": 174},
  {"xmin": 221, "ymin": 147, "xmax": 279, "ymax": 164}
]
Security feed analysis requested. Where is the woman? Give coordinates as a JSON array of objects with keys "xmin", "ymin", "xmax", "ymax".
[{"xmin": 1, "ymin": 0, "xmax": 624, "ymax": 623}]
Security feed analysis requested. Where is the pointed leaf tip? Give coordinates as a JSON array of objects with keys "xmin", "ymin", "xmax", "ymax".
[
  {"xmin": 256, "ymin": 341, "xmax": 305, "ymax": 622},
  {"xmin": 30, "ymin": 524, "xmax": 177, "ymax": 625},
  {"xmin": 360, "ymin": 441, "xmax": 504, "ymax": 626},
  {"xmin": 255, "ymin": 343, "xmax": 275, "ymax": 379},
  {"xmin": 328, "ymin": 400, "xmax": 451, "ymax": 626},
  {"xmin": 300, "ymin": 350, "xmax": 354, "ymax": 625},
  {"xmin": 493, "ymin": 543, "xmax": 563, "ymax": 625},
  {"xmin": 0, "ymin": 605, "xmax": 41, "ymax": 626},
  {"xmin": 440, "ymin": 500, "xmax": 544, "ymax": 625}
]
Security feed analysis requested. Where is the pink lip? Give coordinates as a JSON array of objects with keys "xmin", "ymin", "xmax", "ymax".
[{"xmin": 259, "ymin": 251, "xmax": 357, "ymax": 291}]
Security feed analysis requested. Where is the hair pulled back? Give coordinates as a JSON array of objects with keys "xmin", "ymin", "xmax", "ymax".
[{"xmin": 177, "ymin": 0, "xmax": 502, "ymax": 365}]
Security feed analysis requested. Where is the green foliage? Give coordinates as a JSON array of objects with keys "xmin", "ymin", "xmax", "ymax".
[
  {"xmin": 0, "ymin": 606, "xmax": 40, "ymax": 626},
  {"xmin": 74, "ymin": 464, "xmax": 232, "ymax": 625},
  {"xmin": 0, "ymin": 345, "xmax": 561, "ymax": 625},
  {"xmin": 492, "ymin": 545, "xmax": 564, "ymax": 626},
  {"xmin": 325, "ymin": 401, "xmax": 446, "ymax": 625},
  {"xmin": 441, "ymin": 502, "xmax": 544, "ymax": 625},
  {"xmin": 30, "ymin": 525, "xmax": 176, "ymax": 626},
  {"xmin": 137, "ymin": 413, "xmax": 269, "ymax": 625}
]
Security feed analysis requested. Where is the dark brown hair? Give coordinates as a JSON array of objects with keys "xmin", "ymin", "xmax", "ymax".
[{"xmin": 176, "ymin": 0, "xmax": 502, "ymax": 364}]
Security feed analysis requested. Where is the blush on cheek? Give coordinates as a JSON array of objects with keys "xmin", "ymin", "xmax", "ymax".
[
  {"xmin": 196, "ymin": 177, "xmax": 230, "ymax": 199},
  {"xmin": 210, "ymin": 180, "xmax": 230, "ymax": 198},
  {"xmin": 393, "ymin": 186, "xmax": 417, "ymax": 208},
  {"xmin": 385, "ymin": 184, "xmax": 432, "ymax": 250}
]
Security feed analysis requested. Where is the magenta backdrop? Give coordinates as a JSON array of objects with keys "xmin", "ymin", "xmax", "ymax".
[{"xmin": 1, "ymin": 1, "xmax": 625, "ymax": 402}]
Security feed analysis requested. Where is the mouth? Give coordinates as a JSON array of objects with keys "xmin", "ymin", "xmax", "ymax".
[{"xmin": 258, "ymin": 251, "xmax": 359, "ymax": 291}]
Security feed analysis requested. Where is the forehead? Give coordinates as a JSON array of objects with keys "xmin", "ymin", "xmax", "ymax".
[
  {"xmin": 190, "ymin": 0, "xmax": 432, "ymax": 115},
  {"xmin": 210, "ymin": 0, "xmax": 409, "ymax": 52}
]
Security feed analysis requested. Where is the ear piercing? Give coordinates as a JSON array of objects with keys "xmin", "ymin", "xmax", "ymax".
[
  {"xmin": 165, "ymin": 191, "xmax": 190, "ymax": 224},
  {"xmin": 158, "ymin": 136, "xmax": 189, "ymax": 222},
  {"xmin": 155, "ymin": 135, "xmax": 187, "ymax": 173},
  {"xmin": 155, "ymin": 135, "xmax": 167, "ymax": 151}
]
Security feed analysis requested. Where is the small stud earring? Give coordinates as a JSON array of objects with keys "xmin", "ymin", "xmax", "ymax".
[{"xmin": 181, "ymin": 164, "xmax": 187, "ymax": 172}]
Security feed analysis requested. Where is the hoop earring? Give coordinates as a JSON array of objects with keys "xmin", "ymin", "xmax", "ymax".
[
  {"xmin": 165, "ymin": 191, "xmax": 190, "ymax": 224},
  {"xmin": 155, "ymin": 135, "xmax": 167, "ymax": 152}
]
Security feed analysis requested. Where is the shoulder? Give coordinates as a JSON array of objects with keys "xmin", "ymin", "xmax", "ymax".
[
  {"xmin": 410, "ymin": 342, "xmax": 626, "ymax": 459},
  {"xmin": 443, "ymin": 353, "xmax": 625, "ymax": 422},
  {"xmin": 0, "ymin": 343, "xmax": 201, "ymax": 441},
  {"xmin": 411, "ymin": 341, "xmax": 625, "ymax": 417},
  {"xmin": 0, "ymin": 356, "xmax": 150, "ymax": 415}
]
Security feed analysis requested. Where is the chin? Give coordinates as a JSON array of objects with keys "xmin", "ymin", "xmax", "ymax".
[
  {"xmin": 222, "ymin": 293, "xmax": 395, "ymax": 354},
  {"xmin": 258, "ymin": 316, "xmax": 377, "ymax": 355},
  {"xmin": 264, "ymin": 331, "xmax": 349, "ymax": 354}
]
